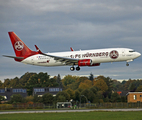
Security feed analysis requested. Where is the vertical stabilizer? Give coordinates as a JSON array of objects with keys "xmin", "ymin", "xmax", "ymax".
[{"xmin": 8, "ymin": 32, "xmax": 37, "ymax": 61}]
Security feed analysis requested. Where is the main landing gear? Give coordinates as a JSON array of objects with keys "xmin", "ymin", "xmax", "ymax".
[{"xmin": 70, "ymin": 66, "xmax": 80, "ymax": 71}]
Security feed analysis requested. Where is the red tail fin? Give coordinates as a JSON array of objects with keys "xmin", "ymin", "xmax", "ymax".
[{"xmin": 8, "ymin": 32, "xmax": 38, "ymax": 61}]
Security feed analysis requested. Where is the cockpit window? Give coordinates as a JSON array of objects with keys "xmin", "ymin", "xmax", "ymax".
[{"xmin": 129, "ymin": 50, "xmax": 135, "ymax": 52}]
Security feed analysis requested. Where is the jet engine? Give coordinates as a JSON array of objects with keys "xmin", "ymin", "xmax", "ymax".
[
  {"xmin": 78, "ymin": 59, "xmax": 100, "ymax": 66},
  {"xmin": 78, "ymin": 59, "xmax": 92, "ymax": 66}
]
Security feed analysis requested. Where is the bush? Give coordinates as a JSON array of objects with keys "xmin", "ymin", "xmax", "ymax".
[
  {"xmin": 0, "ymin": 104, "xmax": 13, "ymax": 110},
  {"xmin": 42, "ymin": 93, "xmax": 54, "ymax": 104},
  {"xmin": 10, "ymin": 94, "xmax": 24, "ymax": 104}
]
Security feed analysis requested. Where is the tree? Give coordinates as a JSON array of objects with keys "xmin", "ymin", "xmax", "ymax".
[
  {"xmin": 93, "ymin": 78, "xmax": 108, "ymax": 92},
  {"xmin": 10, "ymin": 77, "xmax": 19, "ymax": 88},
  {"xmin": 79, "ymin": 82, "xmax": 89, "ymax": 89},
  {"xmin": 123, "ymin": 79, "xmax": 133, "ymax": 91},
  {"xmin": 74, "ymin": 90, "xmax": 80, "ymax": 101},
  {"xmin": 62, "ymin": 75, "xmax": 78, "ymax": 89},
  {"xmin": 42, "ymin": 93, "xmax": 54, "ymax": 104},
  {"xmin": 0, "ymin": 81, "xmax": 3, "ymax": 88},
  {"xmin": 56, "ymin": 95, "xmax": 66, "ymax": 102},
  {"xmin": 80, "ymin": 89, "xmax": 95, "ymax": 103},
  {"xmin": 79, "ymin": 80, "xmax": 92, "ymax": 89},
  {"xmin": 56, "ymin": 91, "xmax": 70, "ymax": 101},
  {"xmin": 93, "ymin": 91, "xmax": 104, "ymax": 103},
  {"xmin": 89, "ymin": 86, "xmax": 98, "ymax": 94},
  {"xmin": 112, "ymin": 80, "xmax": 122, "ymax": 91},
  {"xmin": 76, "ymin": 77, "xmax": 89, "ymax": 84},
  {"xmin": 19, "ymin": 72, "xmax": 37, "ymax": 87},
  {"xmin": 103, "ymin": 76, "xmax": 113, "ymax": 92},
  {"xmin": 26, "ymin": 74, "xmax": 40, "ymax": 95},
  {"xmin": 26, "ymin": 72, "xmax": 54, "ymax": 95},
  {"xmin": 33, "ymin": 94, "xmax": 41, "ymax": 103},
  {"xmin": 89, "ymin": 73, "xmax": 94, "ymax": 81},
  {"xmin": 111, "ymin": 92, "xmax": 121, "ymax": 102},
  {"xmin": 48, "ymin": 78, "xmax": 59, "ymax": 87},
  {"xmin": 65, "ymin": 76, "xmax": 87, "ymax": 90},
  {"xmin": 136, "ymin": 85, "xmax": 142, "ymax": 92},
  {"xmin": 37, "ymin": 72, "xmax": 50, "ymax": 87},
  {"xmin": 56, "ymin": 74, "xmax": 62, "ymax": 87},
  {"xmin": 122, "ymin": 80, "xmax": 126, "ymax": 85},
  {"xmin": 3, "ymin": 79, "xmax": 11, "ymax": 88},
  {"xmin": 0, "ymin": 95, "xmax": 5, "ymax": 103},
  {"xmin": 128, "ymin": 82, "xmax": 136, "ymax": 92},
  {"xmin": 65, "ymin": 88, "xmax": 75, "ymax": 99}
]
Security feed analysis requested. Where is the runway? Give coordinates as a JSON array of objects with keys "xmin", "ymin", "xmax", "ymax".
[{"xmin": 1, "ymin": 108, "xmax": 142, "ymax": 114}]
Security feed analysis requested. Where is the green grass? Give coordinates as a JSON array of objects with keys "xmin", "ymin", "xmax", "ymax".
[{"xmin": 0, "ymin": 111, "xmax": 142, "ymax": 120}]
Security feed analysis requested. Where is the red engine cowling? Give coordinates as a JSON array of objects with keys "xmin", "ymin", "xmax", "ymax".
[
  {"xmin": 78, "ymin": 59, "xmax": 92, "ymax": 66},
  {"xmin": 91, "ymin": 63, "xmax": 100, "ymax": 66}
]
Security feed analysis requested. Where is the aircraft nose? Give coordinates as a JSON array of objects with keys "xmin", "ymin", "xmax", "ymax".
[{"xmin": 136, "ymin": 52, "xmax": 141, "ymax": 57}]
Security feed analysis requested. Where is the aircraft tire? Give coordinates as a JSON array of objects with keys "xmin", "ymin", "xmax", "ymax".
[
  {"xmin": 126, "ymin": 63, "xmax": 129, "ymax": 66},
  {"xmin": 76, "ymin": 66, "xmax": 80, "ymax": 71},
  {"xmin": 70, "ymin": 67, "xmax": 75, "ymax": 71}
]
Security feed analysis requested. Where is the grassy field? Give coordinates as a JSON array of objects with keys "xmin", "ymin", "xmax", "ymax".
[{"xmin": 0, "ymin": 111, "xmax": 142, "ymax": 120}]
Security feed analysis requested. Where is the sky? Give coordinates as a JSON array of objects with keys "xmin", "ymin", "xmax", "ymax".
[{"xmin": 0, "ymin": 0, "xmax": 142, "ymax": 82}]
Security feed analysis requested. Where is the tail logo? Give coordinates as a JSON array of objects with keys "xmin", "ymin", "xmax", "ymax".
[{"xmin": 14, "ymin": 41, "xmax": 24, "ymax": 51}]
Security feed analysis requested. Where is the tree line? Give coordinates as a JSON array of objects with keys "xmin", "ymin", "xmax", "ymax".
[{"xmin": 1, "ymin": 72, "xmax": 142, "ymax": 104}]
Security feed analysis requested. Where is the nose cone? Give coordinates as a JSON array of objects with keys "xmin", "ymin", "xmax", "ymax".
[{"xmin": 136, "ymin": 52, "xmax": 141, "ymax": 58}]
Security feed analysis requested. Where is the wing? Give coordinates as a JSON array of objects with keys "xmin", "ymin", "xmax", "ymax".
[{"xmin": 35, "ymin": 45, "xmax": 78, "ymax": 65}]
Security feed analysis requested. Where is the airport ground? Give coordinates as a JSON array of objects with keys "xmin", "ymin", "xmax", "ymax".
[{"xmin": 0, "ymin": 109, "xmax": 142, "ymax": 120}]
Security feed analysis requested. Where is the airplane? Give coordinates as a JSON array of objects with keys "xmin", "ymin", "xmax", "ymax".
[{"xmin": 3, "ymin": 32, "xmax": 141, "ymax": 71}]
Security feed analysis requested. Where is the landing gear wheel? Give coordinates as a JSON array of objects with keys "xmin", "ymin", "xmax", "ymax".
[
  {"xmin": 70, "ymin": 67, "xmax": 75, "ymax": 71},
  {"xmin": 76, "ymin": 66, "xmax": 80, "ymax": 71},
  {"xmin": 126, "ymin": 63, "xmax": 129, "ymax": 66}
]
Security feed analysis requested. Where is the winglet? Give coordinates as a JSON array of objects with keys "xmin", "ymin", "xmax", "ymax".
[
  {"xmin": 70, "ymin": 47, "xmax": 74, "ymax": 51},
  {"xmin": 35, "ymin": 45, "xmax": 43, "ymax": 54}
]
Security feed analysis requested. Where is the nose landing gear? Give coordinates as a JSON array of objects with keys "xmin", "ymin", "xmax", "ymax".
[{"xmin": 126, "ymin": 62, "xmax": 129, "ymax": 66}]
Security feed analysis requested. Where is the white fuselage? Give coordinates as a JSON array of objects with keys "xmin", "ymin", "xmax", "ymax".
[{"xmin": 21, "ymin": 48, "xmax": 141, "ymax": 67}]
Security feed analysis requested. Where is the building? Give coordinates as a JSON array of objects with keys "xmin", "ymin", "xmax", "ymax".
[
  {"xmin": 126, "ymin": 92, "xmax": 142, "ymax": 103},
  {"xmin": 33, "ymin": 87, "xmax": 62, "ymax": 97},
  {"xmin": 0, "ymin": 88, "xmax": 27, "ymax": 101}
]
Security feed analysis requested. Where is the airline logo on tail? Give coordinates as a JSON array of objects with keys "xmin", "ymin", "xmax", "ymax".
[{"xmin": 14, "ymin": 41, "xmax": 24, "ymax": 51}]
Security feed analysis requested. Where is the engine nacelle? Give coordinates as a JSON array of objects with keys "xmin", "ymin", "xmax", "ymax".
[
  {"xmin": 90, "ymin": 63, "xmax": 100, "ymax": 66},
  {"xmin": 78, "ymin": 59, "xmax": 92, "ymax": 66}
]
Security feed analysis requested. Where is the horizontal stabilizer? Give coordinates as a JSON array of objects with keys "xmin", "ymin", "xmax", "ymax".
[{"xmin": 3, "ymin": 55, "xmax": 24, "ymax": 59}]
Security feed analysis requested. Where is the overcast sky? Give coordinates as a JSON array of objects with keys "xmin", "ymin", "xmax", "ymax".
[{"xmin": 0, "ymin": 0, "xmax": 142, "ymax": 82}]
